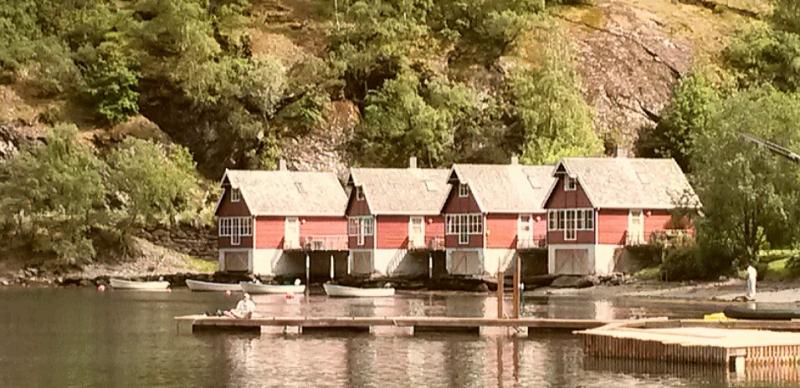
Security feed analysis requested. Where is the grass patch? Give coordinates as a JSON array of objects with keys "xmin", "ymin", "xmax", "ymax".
[
  {"xmin": 183, "ymin": 256, "xmax": 217, "ymax": 273},
  {"xmin": 762, "ymin": 257, "xmax": 800, "ymax": 281},
  {"xmin": 759, "ymin": 249, "xmax": 798, "ymax": 263},
  {"xmin": 634, "ymin": 266, "xmax": 662, "ymax": 281}
]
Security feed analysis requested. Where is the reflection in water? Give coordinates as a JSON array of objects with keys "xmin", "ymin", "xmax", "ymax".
[{"xmin": 0, "ymin": 288, "xmax": 765, "ymax": 387}]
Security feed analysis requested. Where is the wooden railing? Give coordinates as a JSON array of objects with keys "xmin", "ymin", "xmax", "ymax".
[
  {"xmin": 516, "ymin": 235, "xmax": 547, "ymax": 250},
  {"xmin": 626, "ymin": 229, "xmax": 691, "ymax": 246},
  {"xmin": 408, "ymin": 236, "xmax": 446, "ymax": 251},
  {"xmin": 283, "ymin": 235, "xmax": 349, "ymax": 251}
]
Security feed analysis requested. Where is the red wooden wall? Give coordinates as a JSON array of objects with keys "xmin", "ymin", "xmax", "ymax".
[
  {"xmin": 300, "ymin": 217, "xmax": 347, "ymax": 238},
  {"xmin": 255, "ymin": 216, "xmax": 283, "ymax": 249},
  {"xmin": 486, "ymin": 214, "xmax": 517, "ymax": 249},
  {"xmin": 376, "ymin": 215, "xmax": 409, "ymax": 249},
  {"xmin": 425, "ymin": 216, "xmax": 444, "ymax": 240},
  {"xmin": 442, "ymin": 183, "xmax": 482, "ymax": 213},
  {"xmin": 544, "ymin": 175, "xmax": 593, "ymax": 209},
  {"xmin": 345, "ymin": 189, "xmax": 371, "ymax": 216},
  {"xmin": 216, "ymin": 186, "xmax": 251, "ymax": 217}
]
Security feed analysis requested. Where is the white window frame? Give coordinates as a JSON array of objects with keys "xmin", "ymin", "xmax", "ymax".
[
  {"xmin": 230, "ymin": 188, "xmax": 241, "ymax": 202},
  {"xmin": 564, "ymin": 177, "xmax": 577, "ymax": 191},
  {"xmin": 564, "ymin": 210, "xmax": 576, "ymax": 241},
  {"xmin": 218, "ymin": 217, "xmax": 252, "ymax": 238},
  {"xmin": 355, "ymin": 187, "xmax": 364, "ymax": 201},
  {"xmin": 459, "ymin": 229, "xmax": 469, "ymax": 245},
  {"xmin": 231, "ymin": 234, "xmax": 241, "ymax": 246},
  {"xmin": 445, "ymin": 213, "xmax": 483, "ymax": 237},
  {"xmin": 347, "ymin": 216, "xmax": 373, "ymax": 246},
  {"xmin": 458, "ymin": 183, "xmax": 470, "ymax": 198},
  {"xmin": 585, "ymin": 210, "xmax": 594, "ymax": 230}
]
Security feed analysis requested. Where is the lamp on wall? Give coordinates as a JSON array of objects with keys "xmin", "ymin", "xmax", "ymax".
[
  {"xmin": 534, "ymin": 215, "xmax": 541, "ymax": 222},
  {"xmin": 301, "ymin": 218, "xmax": 306, "ymax": 224},
  {"xmin": 645, "ymin": 211, "xmax": 652, "ymax": 217},
  {"xmin": 486, "ymin": 229, "xmax": 491, "ymax": 236}
]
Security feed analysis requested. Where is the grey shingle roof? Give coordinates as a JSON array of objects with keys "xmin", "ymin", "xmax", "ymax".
[
  {"xmin": 223, "ymin": 170, "xmax": 347, "ymax": 216},
  {"xmin": 450, "ymin": 164, "xmax": 556, "ymax": 213},
  {"xmin": 348, "ymin": 168, "xmax": 450, "ymax": 215},
  {"xmin": 556, "ymin": 157, "xmax": 699, "ymax": 209}
]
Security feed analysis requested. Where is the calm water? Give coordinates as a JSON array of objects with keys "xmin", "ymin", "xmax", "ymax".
[{"xmin": 0, "ymin": 288, "xmax": 789, "ymax": 387}]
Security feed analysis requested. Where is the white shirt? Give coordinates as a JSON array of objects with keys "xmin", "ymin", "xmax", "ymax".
[
  {"xmin": 747, "ymin": 266, "xmax": 757, "ymax": 282},
  {"xmin": 235, "ymin": 299, "xmax": 256, "ymax": 315}
]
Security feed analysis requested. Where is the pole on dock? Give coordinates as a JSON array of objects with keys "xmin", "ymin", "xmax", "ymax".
[
  {"xmin": 497, "ymin": 270, "xmax": 504, "ymax": 319},
  {"xmin": 512, "ymin": 253, "xmax": 521, "ymax": 319},
  {"xmin": 330, "ymin": 254, "xmax": 335, "ymax": 280},
  {"xmin": 428, "ymin": 253, "xmax": 433, "ymax": 279},
  {"xmin": 305, "ymin": 253, "xmax": 310, "ymax": 296}
]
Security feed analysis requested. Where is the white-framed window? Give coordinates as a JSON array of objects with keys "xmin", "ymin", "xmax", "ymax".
[
  {"xmin": 231, "ymin": 234, "xmax": 241, "ymax": 245},
  {"xmin": 218, "ymin": 217, "xmax": 252, "ymax": 237},
  {"xmin": 565, "ymin": 210, "xmax": 576, "ymax": 240},
  {"xmin": 355, "ymin": 187, "xmax": 364, "ymax": 201},
  {"xmin": 459, "ymin": 230, "xmax": 469, "ymax": 245},
  {"xmin": 564, "ymin": 177, "xmax": 577, "ymax": 191},
  {"xmin": 445, "ymin": 214, "xmax": 483, "ymax": 236},
  {"xmin": 230, "ymin": 188, "xmax": 241, "ymax": 202},
  {"xmin": 548, "ymin": 210, "xmax": 558, "ymax": 231},
  {"xmin": 584, "ymin": 210, "xmax": 594, "ymax": 230},
  {"xmin": 458, "ymin": 183, "xmax": 470, "ymax": 198},
  {"xmin": 348, "ymin": 216, "xmax": 374, "ymax": 246}
]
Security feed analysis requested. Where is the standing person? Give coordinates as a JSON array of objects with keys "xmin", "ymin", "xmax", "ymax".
[
  {"xmin": 746, "ymin": 264, "xmax": 758, "ymax": 301},
  {"xmin": 224, "ymin": 293, "xmax": 256, "ymax": 319}
]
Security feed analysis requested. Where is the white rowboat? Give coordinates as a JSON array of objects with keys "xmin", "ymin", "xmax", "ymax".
[
  {"xmin": 239, "ymin": 282, "xmax": 306, "ymax": 294},
  {"xmin": 109, "ymin": 278, "xmax": 170, "ymax": 290},
  {"xmin": 186, "ymin": 279, "xmax": 241, "ymax": 292},
  {"xmin": 323, "ymin": 283, "xmax": 395, "ymax": 297}
]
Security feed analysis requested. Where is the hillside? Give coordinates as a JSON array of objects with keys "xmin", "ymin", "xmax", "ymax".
[
  {"xmin": 0, "ymin": 0, "xmax": 769, "ymax": 174},
  {"xmin": 8, "ymin": 0, "xmax": 800, "ymax": 277}
]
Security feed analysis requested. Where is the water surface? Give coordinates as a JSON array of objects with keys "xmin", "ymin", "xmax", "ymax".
[{"xmin": 0, "ymin": 288, "xmax": 787, "ymax": 387}]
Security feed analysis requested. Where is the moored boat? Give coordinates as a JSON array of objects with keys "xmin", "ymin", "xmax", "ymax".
[
  {"xmin": 186, "ymin": 279, "xmax": 241, "ymax": 292},
  {"xmin": 239, "ymin": 282, "xmax": 306, "ymax": 294},
  {"xmin": 723, "ymin": 305, "xmax": 800, "ymax": 320},
  {"xmin": 109, "ymin": 278, "xmax": 170, "ymax": 290},
  {"xmin": 323, "ymin": 283, "xmax": 395, "ymax": 297}
]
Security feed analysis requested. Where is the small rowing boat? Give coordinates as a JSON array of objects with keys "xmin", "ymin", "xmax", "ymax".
[
  {"xmin": 323, "ymin": 283, "xmax": 395, "ymax": 298},
  {"xmin": 186, "ymin": 279, "xmax": 241, "ymax": 292},
  {"xmin": 109, "ymin": 278, "xmax": 170, "ymax": 290},
  {"xmin": 723, "ymin": 305, "xmax": 800, "ymax": 320},
  {"xmin": 239, "ymin": 282, "xmax": 306, "ymax": 294}
]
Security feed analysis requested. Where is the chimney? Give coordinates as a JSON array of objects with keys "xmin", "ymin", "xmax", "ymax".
[
  {"xmin": 510, "ymin": 155, "xmax": 519, "ymax": 165},
  {"xmin": 278, "ymin": 159, "xmax": 287, "ymax": 171},
  {"xmin": 409, "ymin": 156, "xmax": 417, "ymax": 169}
]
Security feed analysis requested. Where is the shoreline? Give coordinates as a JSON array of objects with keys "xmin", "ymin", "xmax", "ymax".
[{"xmin": 4, "ymin": 268, "xmax": 800, "ymax": 304}]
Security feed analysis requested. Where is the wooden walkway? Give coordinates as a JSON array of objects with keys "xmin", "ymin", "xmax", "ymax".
[
  {"xmin": 174, "ymin": 315, "xmax": 641, "ymax": 336},
  {"xmin": 578, "ymin": 320, "xmax": 800, "ymax": 373}
]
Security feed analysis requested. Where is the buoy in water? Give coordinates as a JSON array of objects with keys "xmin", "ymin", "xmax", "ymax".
[{"xmin": 97, "ymin": 284, "xmax": 106, "ymax": 292}]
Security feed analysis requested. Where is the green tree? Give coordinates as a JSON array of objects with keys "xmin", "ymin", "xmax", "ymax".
[
  {"xmin": 106, "ymin": 138, "xmax": 202, "ymax": 230},
  {"xmin": 78, "ymin": 42, "xmax": 140, "ymax": 124},
  {"xmin": 507, "ymin": 40, "xmax": 602, "ymax": 164},
  {"xmin": 0, "ymin": 125, "xmax": 107, "ymax": 263},
  {"xmin": 692, "ymin": 87, "xmax": 800, "ymax": 267},
  {"xmin": 637, "ymin": 69, "xmax": 723, "ymax": 171}
]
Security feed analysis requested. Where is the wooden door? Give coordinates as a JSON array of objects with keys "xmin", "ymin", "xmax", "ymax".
[
  {"xmin": 450, "ymin": 251, "xmax": 481, "ymax": 275},
  {"xmin": 285, "ymin": 217, "xmax": 300, "ymax": 248},
  {"xmin": 554, "ymin": 249, "xmax": 590, "ymax": 275},
  {"xmin": 409, "ymin": 217, "xmax": 425, "ymax": 247}
]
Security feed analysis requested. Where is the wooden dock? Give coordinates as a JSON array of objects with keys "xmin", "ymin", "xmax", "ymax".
[
  {"xmin": 174, "ymin": 315, "xmax": 643, "ymax": 336},
  {"xmin": 578, "ymin": 321, "xmax": 800, "ymax": 373}
]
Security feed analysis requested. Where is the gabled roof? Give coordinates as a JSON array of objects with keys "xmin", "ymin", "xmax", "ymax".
[
  {"xmin": 348, "ymin": 168, "xmax": 450, "ymax": 215},
  {"xmin": 550, "ymin": 157, "xmax": 700, "ymax": 210},
  {"xmin": 448, "ymin": 164, "xmax": 555, "ymax": 214},
  {"xmin": 219, "ymin": 169, "xmax": 347, "ymax": 216}
]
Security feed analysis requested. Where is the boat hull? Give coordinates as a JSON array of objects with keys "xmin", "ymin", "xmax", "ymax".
[
  {"xmin": 239, "ymin": 282, "xmax": 306, "ymax": 294},
  {"xmin": 323, "ymin": 283, "xmax": 395, "ymax": 297},
  {"xmin": 109, "ymin": 278, "xmax": 170, "ymax": 290},
  {"xmin": 724, "ymin": 305, "xmax": 800, "ymax": 320},
  {"xmin": 186, "ymin": 279, "xmax": 241, "ymax": 292}
]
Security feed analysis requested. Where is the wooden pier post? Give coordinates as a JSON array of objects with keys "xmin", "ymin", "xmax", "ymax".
[
  {"xmin": 512, "ymin": 253, "xmax": 521, "ymax": 319},
  {"xmin": 497, "ymin": 271, "xmax": 505, "ymax": 319},
  {"xmin": 305, "ymin": 253, "xmax": 310, "ymax": 296},
  {"xmin": 428, "ymin": 253, "xmax": 433, "ymax": 279},
  {"xmin": 330, "ymin": 254, "xmax": 335, "ymax": 280}
]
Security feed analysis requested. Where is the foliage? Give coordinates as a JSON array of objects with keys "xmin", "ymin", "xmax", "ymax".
[
  {"xmin": 660, "ymin": 242, "xmax": 706, "ymax": 281},
  {"xmin": 692, "ymin": 86, "xmax": 800, "ymax": 267},
  {"xmin": 77, "ymin": 42, "xmax": 140, "ymax": 124},
  {"xmin": 0, "ymin": 126, "xmax": 203, "ymax": 264},
  {"xmin": 106, "ymin": 138, "xmax": 201, "ymax": 229},
  {"xmin": 0, "ymin": 125, "xmax": 106, "ymax": 263},
  {"xmin": 637, "ymin": 69, "xmax": 724, "ymax": 172},
  {"xmin": 507, "ymin": 39, "xmax": 603, "ymax": 164}
]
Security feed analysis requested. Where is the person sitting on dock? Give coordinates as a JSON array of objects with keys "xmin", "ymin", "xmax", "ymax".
[{"xmin": 224, "ymin": 293, "xmax": 256, "ymax": 319}]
